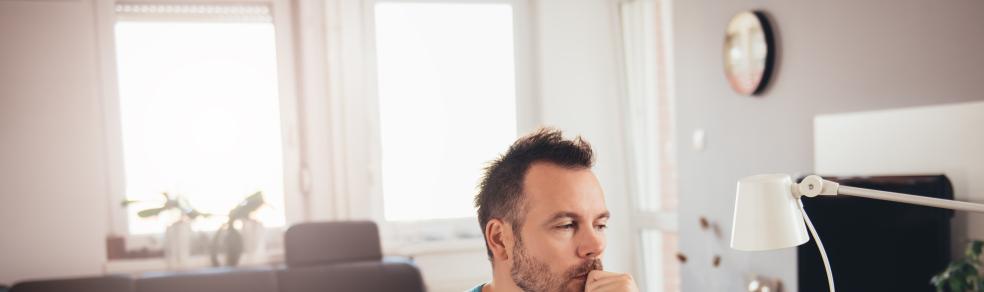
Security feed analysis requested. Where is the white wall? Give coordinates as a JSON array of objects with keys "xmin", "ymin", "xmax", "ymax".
[
  {"xmin": 815, "ymin": 101, "xmax": 984, "ymax": 258},
  {"xmin": 673, "ymin": 0, "xmax": 984, "ymax": 291},
  {"xmin": 0, "ymin": 0, "xmax": 110, "ymax": 285}
]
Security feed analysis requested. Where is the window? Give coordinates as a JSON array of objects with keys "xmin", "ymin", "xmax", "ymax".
[
  {"xmin": 618, "ymin": 0, "xmax": 679, "ymax": 291},
  {"xmin": 111, "ymin": 3, "xmax": 289, "ymax": 234},
  {"xmin": 372, "ymin": 2, "xmax": 521, "ymax": 222}
]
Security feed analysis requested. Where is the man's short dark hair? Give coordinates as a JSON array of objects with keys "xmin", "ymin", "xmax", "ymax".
[{"xmin": 475, "ymin": 128, "xmax": 594, "ymax": 260}]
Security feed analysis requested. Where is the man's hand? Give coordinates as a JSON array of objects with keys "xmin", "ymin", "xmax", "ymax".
[{"xmin": 584, "ymin": 270, "xmax": 639, "ymax": 292}]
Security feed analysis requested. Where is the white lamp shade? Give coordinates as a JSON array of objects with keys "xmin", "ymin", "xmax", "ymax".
[{"xmin": 731, "ymin": 174, "xmax": 810, "ymax": 251}]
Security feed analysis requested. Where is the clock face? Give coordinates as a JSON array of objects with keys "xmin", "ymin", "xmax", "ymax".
[{"xmin": 723, "ymin": 11, "xmax": 774, "ymax": 96}]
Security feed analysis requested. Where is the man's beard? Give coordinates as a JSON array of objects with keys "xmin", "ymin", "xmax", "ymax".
[{"xmin": 510, "ymin": 237, "xmax": 603, "ymax": 292}]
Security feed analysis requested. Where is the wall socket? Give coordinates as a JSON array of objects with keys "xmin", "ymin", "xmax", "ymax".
[{"xmin": 747, "ymin": 275, "xmax": 782, "ymax": 292}]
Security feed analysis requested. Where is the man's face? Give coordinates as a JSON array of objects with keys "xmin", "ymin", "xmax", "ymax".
[{"xmin": 509, "ymin": 162, "xmax": 609, "ymax": 292}]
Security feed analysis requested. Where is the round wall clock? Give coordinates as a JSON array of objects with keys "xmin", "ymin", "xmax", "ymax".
[{"xmin": 723, "ymin": 11, "xmax": 775, "ymax": 96}]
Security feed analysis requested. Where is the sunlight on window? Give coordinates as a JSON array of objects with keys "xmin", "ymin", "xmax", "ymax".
[
  {"xmin": 114, "ymin": 21, "xmax": 286, "ymax": 234},
  {"xmin": 374, "ymin": 3, "xmax": 517, "ymax": 221}
]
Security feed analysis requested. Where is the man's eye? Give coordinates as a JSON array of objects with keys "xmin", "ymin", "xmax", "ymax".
[
  {"xmin": 557, "ymin": 223, "xmax": 576, "ymax": 229},
  {"xmin": 595, "ymin": 224, "xmax": 608, "ymax": 231}
]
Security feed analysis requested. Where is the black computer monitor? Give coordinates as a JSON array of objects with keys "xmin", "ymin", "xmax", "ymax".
[{"xmin": 798, "ymin": 175, "xmax": 954, "ymax": 292}]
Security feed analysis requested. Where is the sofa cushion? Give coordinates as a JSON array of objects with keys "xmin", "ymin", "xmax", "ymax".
[
  {"xmin": 277, "ymin": 261, "xmax": 424, "ymax": 292},
  {"xmin": 11, "ymin": 275, "xmax": 133, "ymax": 292},
  {"xmin": 136, "ymin": 268, "xmax": 277, "ymax": 292},
  {"xmin": 284, "ymin": 221, "xmax": 382, "ymax": 267}
]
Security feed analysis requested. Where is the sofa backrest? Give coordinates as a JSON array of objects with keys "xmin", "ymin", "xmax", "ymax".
[
  {"xmin": 278, "ymin": 260, "xmax": 423, "ymax": 292},
  {"xmin": 135, "ymin": 268, "xmax": 278, "ymax": 292},
  {"xmin": 284, "ymin": 221, "xmax": 382, "ymax": 267},
  {"xmin": 11, "ymin": 221, "xmax": 425, "ymax": 292},
  {"xmin": 10, "ymin": 275, "xmax": 133, "ymax": 292}
]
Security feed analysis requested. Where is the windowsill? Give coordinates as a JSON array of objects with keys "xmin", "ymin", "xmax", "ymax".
[
  {"xmin": 104, "ymin": 249, "xmax": 285, "ymax": 275},
  {"xmin": 383, "ymin": 237, "xmax": 486, "ymax": 257},
  {"xmin": 106, "ymin": 220, "xmax": 285, "ymax": 270},
  {"xmin": 107, "ymin": 224, "xmax": 486, "ymax": 274},
  {"xmin": 378, "ymin": 217, "xmax": 486, "ymax": 258},
  {"xmin": 105, "ymin": 240, "xmax": 486, "ymax": 275}
]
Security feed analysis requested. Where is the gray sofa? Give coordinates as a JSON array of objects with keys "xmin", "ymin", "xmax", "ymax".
[
  {"xmin": 9, "ymin": 221, "xmax": 425, "ymax": 292},
  {"xmin": 8, "ymin": 275, "xmax": 133, "ymax": 292}
]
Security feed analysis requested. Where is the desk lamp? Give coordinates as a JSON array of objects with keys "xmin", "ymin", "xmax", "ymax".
[{"xmin": 731, "ymin": 174, "xmax": 984, "ymax": 292}]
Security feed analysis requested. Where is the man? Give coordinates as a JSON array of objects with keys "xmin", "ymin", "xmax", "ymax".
[{"xmin": 470, "ymin": 128, "xmax": 639, "ymax": 292}]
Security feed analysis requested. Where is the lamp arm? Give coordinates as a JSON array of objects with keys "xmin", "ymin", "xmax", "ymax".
[
  {"xmin": 797, "ymin": 175, "xmax": 984, "ymax": 213},
  {"xmin": 837, "ymin": 185, "xmax": 984, "ymax": 213}
]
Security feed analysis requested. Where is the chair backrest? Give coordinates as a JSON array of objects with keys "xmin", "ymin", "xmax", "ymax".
[
  {"xmin": 281, "ymin": 221, "xmax": 425, "ymax": 292},
  {"xmin": 11, "ymin": 275, "xmax": 133, "ymax": 292},
  {"xmin": 277, "ymin": 260, "xmax": 425, "ymax": 292},
  {"xmin": 284, "ymin": 221, "xmax": 382, "ymax": 267}
]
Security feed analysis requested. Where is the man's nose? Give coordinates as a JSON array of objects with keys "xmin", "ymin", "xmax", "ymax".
[{"xmin": 577, "ymin": 226, "xmax": 606, "ymax": 258}]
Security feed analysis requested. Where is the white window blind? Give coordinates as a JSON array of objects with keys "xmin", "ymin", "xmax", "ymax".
[{"xmin": 115, "ymin": 3, "xmax": 272, "ymax": 22}]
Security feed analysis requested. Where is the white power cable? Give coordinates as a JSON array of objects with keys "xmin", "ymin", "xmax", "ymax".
[{"xmin": 799, "ymin": 199, "xmax": 836, "ymax": 292}]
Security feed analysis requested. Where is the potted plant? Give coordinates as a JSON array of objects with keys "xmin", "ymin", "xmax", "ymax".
[
  {"xmin": 124, "ymin": 192, "xmax": 209, "ymax": 221},
  {"xmin": 209, "ymin": 191, "xmax": 266, "ymax": 267},
  {"xmin": 122, "ymin": 193, "xmax": 209, "ymax": 268},
  {"xmin": 932, "ymin": 240, "xmax": 984, "ymax": 292}
]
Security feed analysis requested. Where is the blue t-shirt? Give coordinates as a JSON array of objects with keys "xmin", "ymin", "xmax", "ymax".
[{"xmin": 467, "ymin": 283, "xmax": 484, "ymax": 292}]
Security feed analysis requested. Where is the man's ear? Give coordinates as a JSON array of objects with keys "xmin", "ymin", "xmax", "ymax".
[{"xmin": 485, "ymin": 218, "xmax": 515, "ymax": 261}]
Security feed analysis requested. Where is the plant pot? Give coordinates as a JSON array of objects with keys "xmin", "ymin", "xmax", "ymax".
[
  {"xmin": 240, "ymin": 219, "xmax": 266, "ymax": 264},
  {"xmin": 164, "ymin": 220, "xmax": 192, "ymax": 269}
]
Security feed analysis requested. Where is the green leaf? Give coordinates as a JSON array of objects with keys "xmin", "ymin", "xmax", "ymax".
[
  {"xmin": 950, "ymin": 276, "xmax": 964, "ymax": 292},
  {"xmin": 228, "ymin": 192, "xmax": 265, "ymax": 220},
  {"xmin": 137, "ymin": 207, "xmax": 167, "ymax": 218},
  {"xmin": 971, "ymin": 240, "xmax": 983, "ymax": 257},
  {"xmin": 177, "ymin": 196, "xmax": 192, "ymax": 211},
  {"xmin": 934, "ymin": 240, "xmax": 984, "ymax": 292}
]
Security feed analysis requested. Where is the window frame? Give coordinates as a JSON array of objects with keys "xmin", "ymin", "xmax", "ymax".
[
  {"xmin": 613, "ymin": 0, "xmax": 679, "ymax": 291},
  {"xmin": 95, "ymin": 0, "xmax": 303, "ymax": 261}
]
